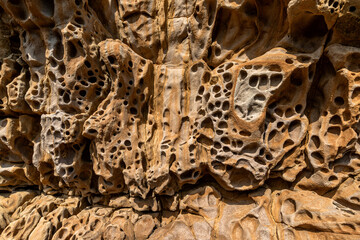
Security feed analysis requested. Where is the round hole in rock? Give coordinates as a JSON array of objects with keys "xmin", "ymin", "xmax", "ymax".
[
  {"xmin": 295, "ymin": 104, "xmax": 302, "ymax": 113},
  {"xmin": 213, "ymin": 85, "xmax": 221, "ymax": 93},
  {"xmin": 63, "ymin": 93, "xmax": 70, "ymax": 103},
  {"xmin": 191, "ymin": 64, "xmax": 198, "ymax": 72},
  {"xmin": 130, "ymin": 107, "xmax": 137, "ymax": 114},
  {"xmin": 259, "ymin": 75, "xmax": 268, "ymax": 87},
  {"xmin": 286, "ymin": 58, "xmax": 293, "ymax": 64},
  {"xmin": 329, "ymin": 175, "xmax": 338, "ymax": 181},
  {"xmin": 89, "ymin": 77, "xmax": 97, "ymax": 83},
  {"xmin": 218, "ymin": 121, "xmax": 228, "ymax": 128},
  {"xmin": 198, "ymin": 86, "xmax": 205, "ymax": 95},
  {"xmin": 223, "ymin": 72, "xmax": 232, "ymax": 82},
  {"xmin": 216, "ymin": 130, "xmax": 224, "ymax": 135},
  {"xmin": 254, "ymin": 94, "xmax": 266, "ymax": 101},
  {"xmin": 240, "ymin": 130, "xmax": 251, "ymax": 136},
  {"xmin": 249, "ymin": 76, "xmax": 258, "ymax": 87},
  {"xmin": 277, "ymin": 122, "xmax": 284, "ymax": 128},
  {"xmin": 225, "ymin": 82, "xmax": 233, "ymax": 90},
  {"xmin": 215, "ymin": 47, "xmax": 221, "ymax": 56},
  {"xmin": 108, "ymin": 56, "xmax": 115, "ymax": 64},
  {"xmin": 283, "ymin": 139, "xmax": 294, "ymax": 148},
  {"xmin": 222, "ymin": 101, "xmax": 230, "ymax": 111},
  {"xmin": 240, "ymin": 70, "xmax": 248, "ymax": 79},
  {"xmin": 79, "ymin": 90, "xmax": 86, "ymax": 97},
  {"xmin": 220, "ymin": 137, "xmax": 230, "ymax": 144},
  {"xmin": 226, "ymin": 63, "xmax": 234, "ymax": 70},
  {"xmin": 270, "ymin": 74, "xmax": 283, "ymax": 87},
  {"xmin": 334, "ymin": 96, "xmax": 344, "ymax": 106},
  {"xmin": 285, "ymin": 108, "xmax": 294, "ymax": 118},
  {"xmin": 74, "ymin": 17, "xmax": 84, "ymax": 25},
  {"xmin": 211, "ymin": 148, "xmax": 217, "ymax": 155},
  {"xmin": 330, "ymin": 115, "xmax": 341, "ymax": 124},
  {"xmin": 254, "ymin": 65, "xmax": 262, "ymax": 70},
  {"xmin": 208, "ymin": 103, "xmax": 214, "ymax": 111},
  {"xmin": 223, "ymin": 146, "xmax": 230, "ymax": 152}
]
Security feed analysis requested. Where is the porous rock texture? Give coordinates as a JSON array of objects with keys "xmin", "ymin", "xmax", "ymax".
[{"xmin": 0, "ymin": 0, "xmax": 360, "ymax": 239}]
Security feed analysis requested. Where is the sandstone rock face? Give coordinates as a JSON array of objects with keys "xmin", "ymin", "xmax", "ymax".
[{"xmin": 0, "ymin": 0, "xmax": 360, "ymax": 239}]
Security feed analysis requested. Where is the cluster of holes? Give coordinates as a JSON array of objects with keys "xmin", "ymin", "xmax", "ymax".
[
  {"xmin": 43, "ymin": 19, "xmax": 109, "ymax": 113},
  {"xmin": 26, "ymin": 77, "xmax": 42, "ymax": 110},
  {"xmin": 106, "ymin": 54, "xmax": 148, "ymax": 117},
  {"xmin": 197, "ymin": 63, "xmax": 237, "ymax": 161},
  {"xmin": 73, "ymin": 0, "xmax": 97, "ymax": 30},
  {"xmin": 325, "ymin": 0, "xmax": 345, "ymax": 13},
  {"xmin": 234, "ymin": 64, "xmax": 284, "ymax": 121},
  {"xmin": 55, "ymin": 57, "xmax": 106, "ymax": 112},
  {"xmin": 245, "ymin": 64, "xmax": 283, "ymax": 89},
  {"xmin": 193, "ymin": 0, "xmax": 216, "ymax": 29},
  {"xmin": 0, "ymin": 119, "xmax": 10, "ymax": 144},
  {"xmin": 17, "ymin": 30, "xmax": 46, "ymax": 110},
  {"xmin": 0, "ymin": 58, "xmax": 23, "ymax": 110},
  {"xmin": 194, "ymin": 62, "xmax": 274, "ymax": 177},
  {"xmin": 7, "ymin": 71, "xmax": 30, "ymax": 110},
  {"xmin": 308, "ymin": 111, "xmax": 352, "ymax": 168},
  {"xmin": 91, "ymin": 124, "xmax": 144, "ymax": 192},
  {"xmin": 7, "ymin": 81, "xmax": 20, "ymax": 105},
  {"xmin": 83, "ymin": 52, "xmax": 151, "ymax": 190},
  {"xmin": 265, "ymin": 67, "xmax": 306, "ymax": 128},
  {"xmin": 41, "ymin": 114, "xmax": 90, "ymax": 185},
  {"xmin": 267, "ymin": 119, "xmax": 301, "ymax": 147},
  {"xmin": 266, "ymin": 99, "xmax": 304, "ymax": 151},
  {"xmin": 268, "ymin": 102, "xmax": 303, "ymax": 119},
  {"xmin": 171, "ymin": 148, "xmax": 200, "ymax": 181},
  {"xmin": 160, "ymin": 63, "xmax": 198, "ymax": 178},
  {"xmin": 164, "ymin": 62, "xmax": 237, "ymax": 180}
]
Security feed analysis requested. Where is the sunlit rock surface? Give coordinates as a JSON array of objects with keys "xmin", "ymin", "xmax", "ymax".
[{"xmin": 1, "ymin": 0, "xmax": 360, "ymax": 239}]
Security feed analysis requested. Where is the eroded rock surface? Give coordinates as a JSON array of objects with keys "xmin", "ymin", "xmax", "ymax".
[{"xmin": 0, "ymin": 0, "xmax": 360, "ymax": 239}]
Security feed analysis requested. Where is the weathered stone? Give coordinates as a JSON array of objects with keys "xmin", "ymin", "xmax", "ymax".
[{"xmin": 0, "ymin": 0, "xmax": 360, "ymax": 239}]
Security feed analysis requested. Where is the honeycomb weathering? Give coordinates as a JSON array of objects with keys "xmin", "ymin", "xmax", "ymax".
[{"xmin": 0, "ymin": 0, "xmax": 360, "ymax": 239}]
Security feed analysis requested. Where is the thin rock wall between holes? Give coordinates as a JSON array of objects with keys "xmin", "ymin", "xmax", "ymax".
[{"xmin": 1, "ymin": 0, "xmax": 360, "ymax": 239}]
